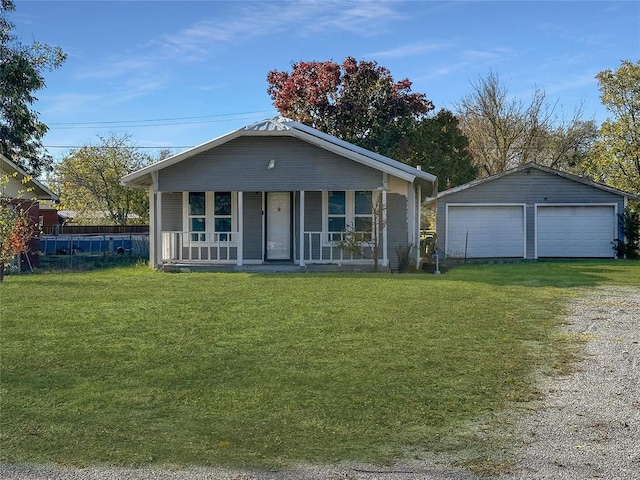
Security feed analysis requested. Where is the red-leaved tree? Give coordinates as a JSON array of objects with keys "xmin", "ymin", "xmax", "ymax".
[
  {"xmin": 267, "ymin": 56, "xmax": 434, "ymax": 156},
  {"xmin": 0, "ymin": 200, "xmax": 33, "ymax": 281}
]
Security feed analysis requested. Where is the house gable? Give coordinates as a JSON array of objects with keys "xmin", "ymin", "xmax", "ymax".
[
  {"xmin": 123, "ymin": 117, "xmax": 436, "ymax": 196},
  {"xmin": 158, "ymin": 136, "xmax": 385, "ymax": 192},
  {"xmin": 438, "ymin": 166, "xmax": 629, "ymax": 205}
]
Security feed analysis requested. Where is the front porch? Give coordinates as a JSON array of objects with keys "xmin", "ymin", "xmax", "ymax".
[
  {"xmin": 148, "ymin": 188, "xmax": 394, "ymax": 270},
  {"xmin": 159, "ymin": 230, "xmax": 383, "ymax": 269}
]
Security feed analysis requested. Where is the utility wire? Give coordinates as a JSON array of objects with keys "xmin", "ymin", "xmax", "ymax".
[
  {"xmin": 44, "ymin": 145, "xmax": 193, "ymax": 149},
  {"xmin": 48, "ymin": 110, "xmax": 272, "ymax": 125},
  {"xmin": 47, "ymin": 110, "xmax": 275, "ymax": 129}
]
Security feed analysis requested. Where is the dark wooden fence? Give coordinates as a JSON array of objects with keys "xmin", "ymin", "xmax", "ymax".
[{"xmin": 41, "ymin": 224, "xmax": 149, "ymax": 235}]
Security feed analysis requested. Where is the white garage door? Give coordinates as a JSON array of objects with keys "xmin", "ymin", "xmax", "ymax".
[
  {"xmin": 536, "ymin": 205, "xmax": 616, "ymax": 258},
  {"xmin": 447, "ymin": 205, "xmax": 525, "ymax": 258}
]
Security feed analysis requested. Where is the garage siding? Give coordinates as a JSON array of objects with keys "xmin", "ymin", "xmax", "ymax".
[{"xmin": 436, "ymin": 167, "xmax": 627, "ymax": 259}]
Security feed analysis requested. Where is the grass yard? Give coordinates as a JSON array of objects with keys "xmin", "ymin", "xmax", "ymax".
[{"xmin": 1, "ymin": 260, "xmax": 638, "ymax": 470}]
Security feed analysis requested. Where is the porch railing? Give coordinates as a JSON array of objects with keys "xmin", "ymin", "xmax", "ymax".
[
  {"xmin": 161, "ymin": 231, "xmax": 238, "ymax": 263},
  {"xmin": 302, "ymin": 231, "xmax": 373, "ymax": 264},
  {"xmin": 160, "ymin": 231, "xmax": 375, "ymax": 265}
]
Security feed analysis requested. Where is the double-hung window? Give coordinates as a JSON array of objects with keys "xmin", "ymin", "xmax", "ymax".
[
  {"xmin": 213, "ymin": 192, "xmax": 232, "ymax": 241},
  {"xmin": 327, "ymin": 191, "xmax": 346, "ymax": 241},
  {"xmin": 354, "ymin": 191, "xmax": 373, "ymax": 240},
  {"xmin": 184, "ymin": 191, "xmax": 236, "ymax": 243},
  {"xmin": 324, "ymin": 190, "xmax": 374, "ymax": 243},
  {"xmin": 188, "ymin": 192, "xmax": 206, "ymax": 242}
]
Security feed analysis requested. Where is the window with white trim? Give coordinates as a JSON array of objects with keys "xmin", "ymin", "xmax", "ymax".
[
  {"xmin": 327, "ymin": 191, "xmax": 346, "ymax": 241},
  {"xmin": 353, "ymin": 191, "xmax": 373, "ymax": 240},
  {"xmin": 183, "ymin": 191, "xmax": 236, "ymax": 243},
  {"xmin": 324, "ymin": 190, "xmax": 374, "ymax": 243},
  {"xmin": 188, "ymin": 192, "xmax": 206, "ymax": 242},
  {"xmin": 213, "ymin": 191, "xmax": 232, "ymax": 241}
]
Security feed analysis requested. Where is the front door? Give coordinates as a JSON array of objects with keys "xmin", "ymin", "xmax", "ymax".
[{"xmin": 266, "ymin": 192, "xmax": 292, "ymax": 261}]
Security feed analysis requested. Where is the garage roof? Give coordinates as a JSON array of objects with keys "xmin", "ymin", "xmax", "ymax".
[{"xmin": 436, "ymin": 163, "xmax": 639, "ymax": 201}]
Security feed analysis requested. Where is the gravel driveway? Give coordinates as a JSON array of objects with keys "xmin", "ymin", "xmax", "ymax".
[{"xmin": 2, "ymin": 285, "xmax": 638, "ymax": 480}]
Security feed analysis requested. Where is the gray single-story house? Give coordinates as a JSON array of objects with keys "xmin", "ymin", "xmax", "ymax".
[
  {"xmin": 434, "ymin": 163, "xmax": 639, "ymax": 259},
  {"xmin": 122, "ymin": 117, "xmax": 437, "ymax": 271}
]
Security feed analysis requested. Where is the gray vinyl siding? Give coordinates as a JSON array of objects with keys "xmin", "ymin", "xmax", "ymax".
[
  {"xmin": 243, "ymin": 192, "xmax": 263, "ymax": 260},
  {"xmin": 161, "ymin": 193, "xmax": 182, "ymax": 231},
  {"xmin": 302, "ymin": 191, "xmax": 323, "ymax": 261},
  {"xmin": 436, "ymin": 169, "xmax": 626, "ymax": 258},
  {"xmin": 304, "ymin": 191, "xmax": 323, "ymax": 231},
  {"xmin": 157, "ymin": 137, "xmax": 384, "ymax": 192},
  {"xmin": 387, "ymin": 193, "xmax": 408, "ymax": 271}
]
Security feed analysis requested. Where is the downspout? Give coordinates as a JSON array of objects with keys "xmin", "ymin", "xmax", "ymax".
[
  {"xmin": 150, "ymin": 171, "xmax": 161, "ymax": 269},
  {"xmin": 299, "ymin": 190, "xmax": 305, "ymax": 267},
  {"xmin": 236, "ymin": 191, "xmax": 243, "ymax": 266},
  {"xmin": 416, "ymin": 183, "xmax": 422, "ymax": 269},
  {"xmin": 382, "ymin": 173, "xmax": 388, "ymax": 268},
  {"xmin": 148, "ymin": 186, "xmax": 155, "ymax": 268}
]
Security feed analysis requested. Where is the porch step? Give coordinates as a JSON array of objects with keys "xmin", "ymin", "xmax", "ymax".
[
  {"xmin": 161, "ymin": 263, "xmax": 305, "ymax": 273},
  {"xmin": 160, "ymin": 263, "xmax": 380, "ymax": 273}
]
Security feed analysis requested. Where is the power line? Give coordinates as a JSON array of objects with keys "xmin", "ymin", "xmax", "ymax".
[
  {"xmin": 47, "ymin": 110, "xmax": 276, "ymax": 129},
  {"xmin": 44, "ymin": 145, "xmax": 193, "ymax": 149},
  {"xmin": 48, "ymin": 110, "xmax": 274, "ymax": 125}
]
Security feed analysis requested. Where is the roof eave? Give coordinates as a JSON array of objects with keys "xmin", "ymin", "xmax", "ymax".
[{"xmin": 1, "ymin": 153, "xmax": 59, "ymax": 200}]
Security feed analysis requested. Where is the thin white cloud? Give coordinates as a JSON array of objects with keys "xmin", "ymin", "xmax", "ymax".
[
  {"xmin": 461, "ymin": 48, "xmax": 511, "ymax": 62},
  {"xmin": 368, "ymin": 41, "xmax": 451, "ymax": 59},
  {"xmin": 148, "ymin": 1, "xmax": 403, "ymax": 61},
  {"xmin": 76, "ymin": 58, "xmax": 157, "ymax": 81},
  {"xmin": 115, "ymin": 77, "xmax": 169, "ymax": 103},
  {"xmin": 308, "ymin": 1, "xmax": 403, "ymax": 34},
  {"xmin": 542, "ymin": 71, "xmax": 599, "ymax": 97},
  {"xmin": 58, "ymin": 1, "xmax": 404, "ymax": 104},
  {"xmin": 40, "ymin": 93, "xmax": 104, "ymax": 116}
]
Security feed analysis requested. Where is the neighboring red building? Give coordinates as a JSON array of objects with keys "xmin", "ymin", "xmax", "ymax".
[{"xmin": 1, "ymin": 154, "xmax": 59, "ymax": 270}]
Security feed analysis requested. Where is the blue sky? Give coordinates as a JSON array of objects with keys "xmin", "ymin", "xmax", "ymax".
[{"xmin": 10, "ymin": 0, "xmax": 640, "ymax": 164}]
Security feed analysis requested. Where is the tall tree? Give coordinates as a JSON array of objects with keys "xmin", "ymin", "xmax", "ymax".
[
  {"xmin": 456, "ymin": 71, "xmax": 595, "ymax": 177},
  {"xmin": 51, "ymin": 134, "xmax": 151, "ymax": 226},
  {"xmin": 394, "ymin": 109, "xmax": 477, "ymax": 189},
  {"xmin": 583, "ymin": 60, "xmax": 640, "ymax": 195},
  {"xmin": 267, "ymin": 56, "xmax": 434, "ymax": 157},
  {"xmin": 0, "ymin": 0, "xmax": 66, "ymax": 176}
]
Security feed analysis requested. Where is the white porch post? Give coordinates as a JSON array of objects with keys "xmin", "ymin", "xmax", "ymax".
[
  {"xmin": 237, "ymin": 191, "xmax": 243, "ymax": 266},
  {"xmin": 407, "ymin": 182, "xmax": 416, "ymax": 246},
  {"xmin": 299, "ymin": 190, "xmax": 305, "ymax": 267},
  {"xmin": 148, "ymin": 187, "xmax": 156, "ymax": 268},
  {"xmin": 156, "ymin": 191, "xmax": 162, "ymax": 268},
  {"xmin": 416, "ymin": 184, "xmax": 422, "ymax": 269},
  {"xmin": 382, "ymin": 188, "xmax": 388, "ymax": 267},
  {"xmin": 149, "ymin": 171, "xmax": 162, "ymax": 269}
]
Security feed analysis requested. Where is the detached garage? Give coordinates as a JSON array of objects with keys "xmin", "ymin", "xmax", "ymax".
[{"xmin": 435, "ymin": 163, "xmax": 638, "ymax": 259}]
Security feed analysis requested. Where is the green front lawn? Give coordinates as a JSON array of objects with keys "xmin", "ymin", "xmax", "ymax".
[{"xmin": 1, "ymin": 261, "xmax": 638, "ymax": 469}]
